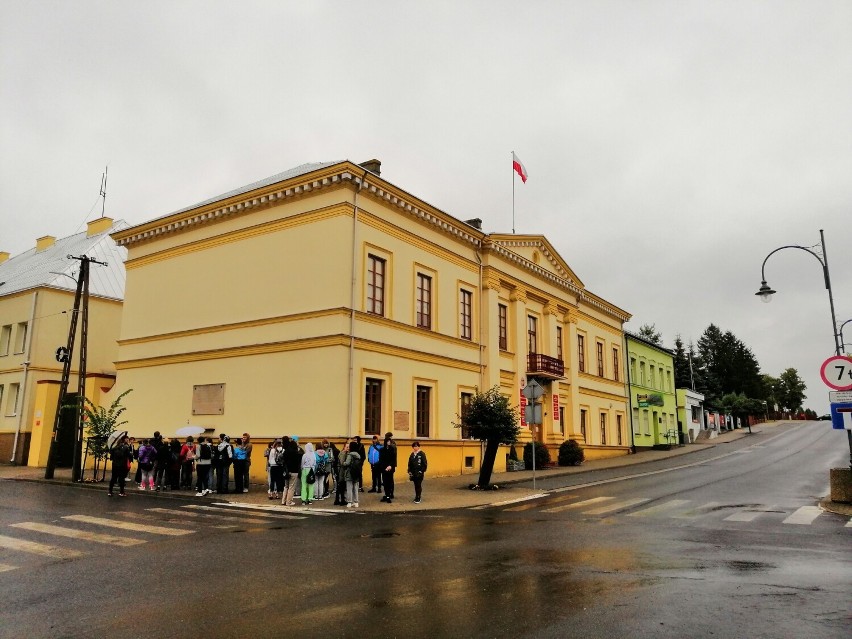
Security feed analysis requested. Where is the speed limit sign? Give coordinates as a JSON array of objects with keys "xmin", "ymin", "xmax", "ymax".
[{"xmin": 820, "ymin": 355, "xmax": 852, "ymax": 391}]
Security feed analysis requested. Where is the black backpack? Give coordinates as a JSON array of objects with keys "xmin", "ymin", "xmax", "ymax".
[{"xmin": 199, "ymin": 443, "xmax": 212, "ymax": 460}]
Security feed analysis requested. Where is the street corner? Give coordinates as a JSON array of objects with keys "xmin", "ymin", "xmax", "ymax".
[{"xmin": 818, "ymin": 497, "xmax": 852, "ymax": 518}]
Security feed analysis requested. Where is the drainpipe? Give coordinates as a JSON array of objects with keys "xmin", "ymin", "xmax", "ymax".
[
  {"xmin": 347, "ymin": 170, "xmax": 369, "ymax": 439},
  {"xmin": 10, "ymin": 291, "xmax": 38, "ymax": 464},
  {"xmin": 623, "ymin": 330, "xmax": 636, "ymax": 454},
  {"xmin": 475, "ymin": 247, "xmax": 484, "ymax": 387}
]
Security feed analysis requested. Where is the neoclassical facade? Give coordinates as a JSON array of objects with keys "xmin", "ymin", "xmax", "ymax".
[{"xmin": 110, "ymin": 160, "xmax": 631, "ymax": 477}]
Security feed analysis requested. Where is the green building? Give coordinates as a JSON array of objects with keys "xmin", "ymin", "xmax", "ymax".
[{"xmin": 625, "ymin": 332, "xmax": 678, "ymax": 448}]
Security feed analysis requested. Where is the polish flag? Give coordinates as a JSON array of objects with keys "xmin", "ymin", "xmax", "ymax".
[{"xmin": 512, "ymin": 152, "xmax": 528, "ymax": 183}]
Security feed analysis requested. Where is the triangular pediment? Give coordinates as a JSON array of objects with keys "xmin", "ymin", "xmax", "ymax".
[{"xmin": 488, "ymin": 234, "xmax": 584, "ymax": 288}]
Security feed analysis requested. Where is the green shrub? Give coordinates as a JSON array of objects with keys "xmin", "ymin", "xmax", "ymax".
[
  {"xmin": 523, "ymin": 441, "xmax": 551, "ymax": 469},
  {"xmin": 558, "ymin": 439, "xmax": 585, "ymax": 466}
]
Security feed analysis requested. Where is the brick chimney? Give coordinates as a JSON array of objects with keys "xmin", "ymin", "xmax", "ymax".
[
  {"xmin": 0, "ymin": 251, "xmax": 9, "ymax": 265},
  {"xmin": 87, "ymin": 216, "xmax": 113, "ymax": 237},
  {"xmin": 464, "ymin": 218, "xmax": 483, "ymax": 230},
  {"xmin": 358, "ymin": 159, "xmax": 381, "ymax": 176},
  {"xmin": 36, "ymin": 236, "xmax": 56, "ymax": 252}
]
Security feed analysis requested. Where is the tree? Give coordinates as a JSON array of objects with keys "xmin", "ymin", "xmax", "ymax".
[
  {"xmin": 775, "ymin": 368, "xmax": 807, "ymax": 412},
  {"xmin": 454, "ymin": 386, "xmax": 520, "ymax": 488},
  {"xmin": 80, "ymin": 389, "xmax": 133, "ymax": 459},
  {"xmin": 637, "ymin": 323, "xmax": 662, "ymax": 345},
  {"xmin": 672, "ymin": 335, "xmax": 692, "ymax": 389}
]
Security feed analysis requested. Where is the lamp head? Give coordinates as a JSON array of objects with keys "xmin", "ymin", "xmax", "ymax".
[{"xmin": 755, "ymin": 281, "xmax": 776, "ymax": 303}]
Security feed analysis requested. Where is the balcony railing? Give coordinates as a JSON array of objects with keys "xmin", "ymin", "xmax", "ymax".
[{"xmin": 527, "ymin": 353, "xmax": 565, "ymax": 378}]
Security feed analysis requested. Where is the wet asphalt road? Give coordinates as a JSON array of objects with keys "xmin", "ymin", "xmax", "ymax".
[{"xmin": 1, "ymin": 422, "xmax": 849, "ymax": 639}]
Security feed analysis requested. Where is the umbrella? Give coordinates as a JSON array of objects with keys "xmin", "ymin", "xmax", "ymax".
[
  {"xmin": 107, "ymin": 430, "xmax": 128, "ymax": 449},
  {"xmin": 176, "ymin": 425, "xmax": 205, "ymax": 437}
]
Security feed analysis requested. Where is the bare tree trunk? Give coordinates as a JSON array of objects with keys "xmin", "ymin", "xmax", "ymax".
[{"xmin": 477, "ymin": 438, "xmax": 501, "ymax": 487}]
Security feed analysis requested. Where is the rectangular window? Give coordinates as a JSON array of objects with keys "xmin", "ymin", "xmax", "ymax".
[
  {"xmin": 14, "ymin": 322, "xmax": 28, "ymax": 354},
  {"xmin": 639, "ymin": 361, "xmax": 646, "ymax": 386},
  {"xmin": 0, "ymin": 385, "xmax": 4, "ymax": 415},
  {"xmin": 364, "ymin": 378, "xmax": 383, "ymax": 435},
  {"xmin": 630, "ymin": 357, "xmax": 637, "ymax": 382},
  {"xmin": 612, "ymin": 348, "xmax": 620, "ymax": 382},
  {"xmin": 633, "ymin": 408, "xmax": 640, "ymax": 433},
  {"xmin": 416, "ymin": 385, "xmax": 431, "ymax": 438},
  {"xmin": 556, "ymin": 326, "xmax": 563, "ymax": 360},
  {"xmin": 617, "ymin": 415, "xmax": 623, "ymax": 446},
  {"xmin": 0, "ymin": 325, "xmax": 10, "ymax": 356},
  {"xmin": 527, "ymin": 316, "xmax": 537, "ymax": 354},
  {"xmin": 643, "ymin": 410, "xmax": 650, "ymax": 435},
  {"xmin": 666, "ymin": 370, "xmax": 672, "ymax": 392},
  {"xmin": 460, "ymin": 392, "xmax": 473, "ymax": 439},
  {"xmin": 580, "ymin": 409, "xmax": 587, "ymax": 440},
  {"xmin": 691, "ymin": 406, "xmax": 700, "ymax": 423},
  {"xmin": 460, "ymin": 289, "xmax": 472, "ymax": 340},
  {"xmin": 578, "ymin": 335, "xmax": 586, "ymax": 372},
  {"xmin": 650, "ymin": 366, "xmax": 656, "ymax": 389},
  {"xmin": 596, "ymin": 342, "xmax": 605, "ymax": 377},
  {"xmin": 600, "ymin": 413, "xmax": 607, "ymax": 445},
  {"xmin": 416, "ymin": 273, "xmax": 432, "ymax": 329},
  {"xmin": 366, "ymin": 255, "xmax": 385, "ymax": 316},
  {"xmin": 559, "ymin": 406, "xmax": 565, "ymax": 435},
  {"xmin": 6, "ymin": 383, "xmax": 20, "ymax": 416},
  {"xmin": 498, "ymin": 304, "xmax": 508, "ymax": 350}
]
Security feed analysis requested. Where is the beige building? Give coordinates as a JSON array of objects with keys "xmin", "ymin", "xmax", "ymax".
[
  {"xmin": 110, "ymin": 160, "xmax": 631, "ymax": 476},
  {"xmin": 0, "ymin": 218, "xmax": 127, "ymax": 465}
]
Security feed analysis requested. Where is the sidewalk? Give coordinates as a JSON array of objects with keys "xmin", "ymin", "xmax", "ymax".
[{"xmin": 0, "ymin": 425, "xmax": 776, "ymax": 513}]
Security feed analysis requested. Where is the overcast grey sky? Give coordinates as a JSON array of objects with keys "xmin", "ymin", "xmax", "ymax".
[{"xmin": 1, "ymin": 1, "xmax": 850, "ymax": 413}]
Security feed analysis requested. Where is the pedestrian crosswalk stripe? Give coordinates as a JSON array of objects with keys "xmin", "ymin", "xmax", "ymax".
[
  {"xmin": 782, "ymin": 506, "xmax": 823, "ymax": 525},
  {"xmin": 540, "ymin": 496, "xmax": 585, "ymax": 513},
  {"xmin": 121, "ymin": 510, "xmax": 272, "ymax": 527},
  {"xmin": 0, "ymin": 562, "xmax": 20, "ymax": 572},
  {"xmin": 10, "ymin": 522, "xmax": 146, "ymax": 547},
  {"xmin": 724, "ymin": 508, "xmax": 766, "ymax": 522},
  {"xmin": 199, "ymin": 503, "xmax": 335, "ymax": 517},
  {"xmin": 63, "ymin": 515, "xmax": 194, "ymax": 536},
  {"xmin": 627, "ymin": 500, "xmax": 691, "ymax": 517},
  {"xmin": 146, "ymin": 507, "xmax": 302, "ymax": 523},
  {"xmin": 471, "ymin": 494, "xmax": 549, "ymax": 510},
  {"xmin": 0, "ymin": 534, "xmax": 83, "ymax": 559},
  {"xmin": 583, "ymin": 497, "xmax": 650, "ymax": 515},
  {"xmin": 671, "ymin": 501, "xmax": 721, "ymax": 519},
  {"xmin": 846, "ymin": 519, "xmax": 852, "ymax": 528},
  {"xmin": 557, "ymin": 496, "xmax": 614, "ymax": 511}
]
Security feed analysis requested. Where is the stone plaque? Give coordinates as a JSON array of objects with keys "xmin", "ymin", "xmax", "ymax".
[
  {"xmin": 192, "ymin": 383, "xmax": 225, "ymax": 415},
  {"xmin": 394, "ymin": 410, "xmax": 409, "ymax": 431}
]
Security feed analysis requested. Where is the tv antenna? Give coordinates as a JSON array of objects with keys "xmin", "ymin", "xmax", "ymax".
[{"xmin": 99, "ymin": 166, "xmax": 108, "ymax": 218}]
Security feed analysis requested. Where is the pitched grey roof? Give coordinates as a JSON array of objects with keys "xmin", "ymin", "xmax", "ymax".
[
  {"xmin": 163, "ymin": 161, "xmax": 342, "ymax": 219},
  {"xmin": 0, "ymin": 220, "xmax": 129, "ymax": 300}
]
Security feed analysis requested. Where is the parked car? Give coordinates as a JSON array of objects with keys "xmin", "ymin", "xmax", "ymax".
[{"xmin": 817, "ymin": 414, "xmax": 831, "ymax": 421}]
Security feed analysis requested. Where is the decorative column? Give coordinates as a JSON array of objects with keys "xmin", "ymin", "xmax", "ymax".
[
  {"xmin": 566, "ymin": 310, "xmax": 584, "ymax": 443},
  {"xmin": 543, "ymin": 303, "xmax": 561, "ymax": 441},
  {"xmin": 510, "ymin": 288, "xmax": 531, "ymax": 443},
  {"xmin": 481, "ymin": 276, "xmax": 502, "ymax": 390}
]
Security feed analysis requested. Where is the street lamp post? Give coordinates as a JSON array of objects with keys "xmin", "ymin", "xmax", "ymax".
[
  {"xmin": 839, "ymin": 319, "xmax": 852, "ymax": 355},
  {"xmin": 755, "ymin": 229, "xmax": 850, "ymax": 469}
]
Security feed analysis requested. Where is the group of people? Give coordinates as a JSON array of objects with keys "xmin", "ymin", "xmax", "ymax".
[
  {"xmin": 107, "ymin": 430, "xmax": 428, "ymax": 505},
  {"xmin": 107, "ymin": 431, "xmax": 254, "ymax": 498},
  {"xmin": 265, "ymin": 432, "xmax": 428, "ymax": 506}
]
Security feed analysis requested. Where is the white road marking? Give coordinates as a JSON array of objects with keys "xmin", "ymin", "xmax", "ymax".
[
  {"xmin": 627, "ymin": 499, "xmax": 691, "ymax": 517},
  {"xmin": 0, "ymin": 534, "xmax": 83, "ymax": 559},
  {"xmin": 63, "ymin": 515, "xmax": 194, "ymax": 536},
  {"xmin": 470, "ymin": 494, "xmax": 549, "ymax": 509},
  {"xmin": 558, "ymin": 496, "xmax": 614, "ymax": 510},
  {"xmin": 583, "ymin": 497, "xmax": 650, "ymax": 515},
  {"xmin": 0, "ymin": 562, "xmax": 20, "ymax": 572},
  {"xmin": 198, "ymin": 503, "xmax": 334, "ymax": 517},
  {"xmin": 144, "ymin": 508, "xmax": 289, "ymax": 524},
  {"xmin": 782, "ymin": 506, "xmax": 823, "ymax": 525},
  {"xmin": 671, "ymin": 501, "xmax": 722, "ymax": 519},
  {"xmin": 724, "ymin": 508, "xmax": 766, "ymax": 522},
  {"xmin": 10, "ymin": 522, "xmax": 145, "ymax": 547}
]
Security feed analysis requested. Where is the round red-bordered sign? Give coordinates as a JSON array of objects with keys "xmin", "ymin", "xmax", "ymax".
[{"xmin": 819, "ymin": 355, "xmax": 852, "ymax": 391}]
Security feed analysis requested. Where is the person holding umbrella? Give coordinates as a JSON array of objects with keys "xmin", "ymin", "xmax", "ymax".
[{"xmin": 107, "ymin": 435, "xmax": 132, "ymax": 497}]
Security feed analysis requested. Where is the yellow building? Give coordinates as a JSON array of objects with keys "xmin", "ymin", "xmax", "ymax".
[
  {"xmin": 0, "ymin": 218, "xmax": 127, "ymax": 466},
  {"xmin": 110, "ymin": 160, "xmax": 631, "ymax": 477}
]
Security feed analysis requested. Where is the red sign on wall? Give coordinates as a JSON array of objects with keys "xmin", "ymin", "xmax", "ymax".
[
  {"xmin": 552, "ymin": 394, "xmax": 559, "ymax": 421},
  {"xmin": 520, "ymin": 393, "xmax": 527, "ymax": 427}
]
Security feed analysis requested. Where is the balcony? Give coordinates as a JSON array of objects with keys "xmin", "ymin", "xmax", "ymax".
[{"xmin": 527, "ymin": 353, "xmax": 565, "ymax": 379}]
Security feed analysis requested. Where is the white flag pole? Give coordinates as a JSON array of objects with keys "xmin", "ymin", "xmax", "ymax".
[{"xmin": 512, "ymin": 151, "xmax": 515, "ymax": 234}]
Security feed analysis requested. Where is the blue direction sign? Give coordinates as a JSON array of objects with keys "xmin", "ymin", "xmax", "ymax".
[{"xmin": 830, "ymin": 402, "xmax": 852, "ymax": 430}]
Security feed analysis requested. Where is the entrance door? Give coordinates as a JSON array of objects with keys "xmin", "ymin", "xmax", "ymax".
[{"xmin": 55, "ymin": 393, "xmax": 78, "ymax": 468}]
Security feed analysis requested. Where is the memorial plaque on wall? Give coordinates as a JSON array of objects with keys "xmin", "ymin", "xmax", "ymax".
[
  {"xmin": 394, "ymin": 410, "xmax": 410, "ymax": 431},
  {"xmin": 193, "ymin": 384, "xmax": 225, "ymax": 415}
]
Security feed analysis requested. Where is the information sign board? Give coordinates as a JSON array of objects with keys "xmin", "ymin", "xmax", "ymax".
[{"xmin": 830, "ymin": 402, "xmax": 852, "ymax": 430}]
